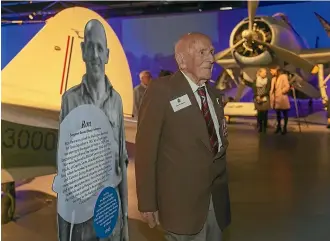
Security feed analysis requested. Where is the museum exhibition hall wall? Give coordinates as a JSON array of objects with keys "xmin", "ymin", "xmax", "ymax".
[{"xmin": 2, "ymin": 1, "xmax": 330, "ymax": 88}]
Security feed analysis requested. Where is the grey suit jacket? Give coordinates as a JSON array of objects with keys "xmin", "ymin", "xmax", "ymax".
[{"xmin": 132, "ymin": 84, "xmax": 147, "ymax": 118}]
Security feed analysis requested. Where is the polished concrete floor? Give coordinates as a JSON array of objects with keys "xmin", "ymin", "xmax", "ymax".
[{"xmin": 2, "ymin": 119, "xmax": 330, "ymax": 241}]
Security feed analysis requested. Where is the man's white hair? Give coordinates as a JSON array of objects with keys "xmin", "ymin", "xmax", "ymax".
[{"xmin": 139, "ymin": 70, "xmax": 151, "ymax": 80}]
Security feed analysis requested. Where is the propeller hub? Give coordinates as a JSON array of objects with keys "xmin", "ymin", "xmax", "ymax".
[
  {"xmin": 242, "ymin": 30, "xmax": 252, "ymax": 39},
  {"xmin": 242, "ymin": 30, "xmax": 260, "ymax": 44},
  {"xmin": 232, "ymin": 19, "xmax": 272, "ymax": 58}
]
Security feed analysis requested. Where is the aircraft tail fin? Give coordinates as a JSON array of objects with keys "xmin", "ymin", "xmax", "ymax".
[{"xmin": 314, "ymin": 12, "xmax": 330, "ymax": 37}]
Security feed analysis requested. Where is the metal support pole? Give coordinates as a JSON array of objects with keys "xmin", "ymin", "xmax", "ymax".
[
  {"xmin": 292, "ymin": 88, "xmax": 301, "ymax": 132},
  {"xmin": 324, "ymin": 73, "xmax": 330, "ymax": 84},
  {"xmin": 317, "ymin": 64, "xmax": 330, "ymax": 128},
  {"xmin": 318, "ymin": 64, "xmax": 328, "ymax": 106}
]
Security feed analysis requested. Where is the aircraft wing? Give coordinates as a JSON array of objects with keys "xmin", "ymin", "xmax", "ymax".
[
  {"xmin": 217, "ymin": 48, "xmax": 330, "ymax": 67},
  {"xmin": 299, "ymin": 48, "xmax": 330, "ymax": 64},
  {"xmin": 2, "ymin": 103, "xmax": 59, "ymax": 130},
  {"xmin": 1, "ymin": 103, "xmax": 59, "ymax": 184},
  {"xmin": 215, "ymin": 52, "xmax": 239, "ymax": 69},
  {"xmin": 1, "ymin": 103, "xmax": 137, "ymax": 184}
]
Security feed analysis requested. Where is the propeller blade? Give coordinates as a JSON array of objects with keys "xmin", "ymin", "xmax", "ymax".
[
  {"xmin": 215, "ymin": 70, "xmax": 230, "ymax": 90},
  {"xmin": 253, "ymin": 39, "xmax": 316, "ymax": 73},
  {"xmin": 225, "ymin": 69, "xmax": 239, "ymax": 86},
  {"xmin": 248, "ymin": 0, "xmax": 259, "ymax": 32},
  {"xmin": 291, "ymin": 79, "xmax": 321, "ymax": 99},
  {"xmin": 215, "ymin": 69, "xmax": 239, "ymax": 91},
  {"xmin": 214, "ymin": 39, "xmax": 245, "ymax": 62},
  {"xmin": 234, "ymin": 82, "xmax": 247, "ymax": 101}
]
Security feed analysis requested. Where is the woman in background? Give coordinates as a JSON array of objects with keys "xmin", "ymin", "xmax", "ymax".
[
  {"xmin": 253, "ymin": 68, "xmax": 271, "ymax": 133},
  {"xmin": 270, "ymin": 66, "xmax": 291, "ymax": 135}
]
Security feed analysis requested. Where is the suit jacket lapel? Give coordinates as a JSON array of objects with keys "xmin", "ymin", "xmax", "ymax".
[{"xmin": 170, "ymin": 71, "xmax": 212, "ymax": 152}]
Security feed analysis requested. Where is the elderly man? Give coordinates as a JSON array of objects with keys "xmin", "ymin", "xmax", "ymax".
[
  {"xmin": 132, "ymin": 70, "xmax": 152, "ymax": 118},
  {"xmin": 57, "ymin": 19, "xmax": 128, "ymax": 241},
  {"xmin": 135, "ymin": 32, "xmax": 231, "ymax": 241}
]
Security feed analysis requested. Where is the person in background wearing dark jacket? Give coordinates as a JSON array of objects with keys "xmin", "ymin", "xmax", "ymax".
[{"xmin": 252, "ymin": 68, "xmax": 271, "ymax": 133}]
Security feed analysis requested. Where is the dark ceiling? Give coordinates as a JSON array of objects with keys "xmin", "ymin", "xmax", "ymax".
[{"xmin": 1, "ymin": 1, "xmax": 309, "ymax": 24}]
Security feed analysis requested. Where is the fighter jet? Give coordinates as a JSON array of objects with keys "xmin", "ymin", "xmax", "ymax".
[{"xmin": 214, "ymin": 0, "xmax": 330, "ymax": 126}]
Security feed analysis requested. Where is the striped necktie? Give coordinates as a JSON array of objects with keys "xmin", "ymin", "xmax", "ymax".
[{"xmin": 197, "ymin": 86, "xmax": 219, "ymax": 155}]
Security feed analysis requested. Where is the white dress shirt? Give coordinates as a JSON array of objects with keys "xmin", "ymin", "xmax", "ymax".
[{"xmin": 181, "ymin": 72, "xmax": 222, "ymax": 150}]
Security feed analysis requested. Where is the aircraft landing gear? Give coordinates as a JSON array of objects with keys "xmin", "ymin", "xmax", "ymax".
[
  {"xmin": 318, "ymin": 64, "xmax": 330, "ymax": 129},
  {"xmin": 1, "ymin": 182, "xmax": 16, "ymax": 224},
  {"xmin": 225, "ymin": 115, "xmax": 231, "ymax": 124}
]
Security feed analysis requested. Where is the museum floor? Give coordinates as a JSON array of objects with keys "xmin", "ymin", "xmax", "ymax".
[{"xmin": 2, "ymin": 117, "xmax": 330, "ymax": 241}]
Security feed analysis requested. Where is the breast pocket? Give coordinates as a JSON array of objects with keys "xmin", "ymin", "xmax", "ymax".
[
  {"xmin": 108, "ymin": 111, "xmax": 121, "ymax": 143},
  {"xmin": 109, "ymin": 112, "xmax": 120, "ymax": 128}
]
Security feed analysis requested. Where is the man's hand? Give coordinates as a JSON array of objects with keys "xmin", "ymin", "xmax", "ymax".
[
  {"xmin": 256, "ymin": 96, "xmax": 261, "ymax": 102},
  {"xmin": 141, "ymin": 211, "xmax": 160, "ymax": 228}
]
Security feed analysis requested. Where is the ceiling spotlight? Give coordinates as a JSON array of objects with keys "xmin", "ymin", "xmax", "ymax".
[
  {"xmin": 12, "ymin": 20, "xmax": 23, "ymax": 24},
  {"xmin": 220, "ymin": 7, "xmax": 233, "ymax": 10},
  {"xmin": 28, "ymin": 12, "xmax": 36, "ymax": 20}
]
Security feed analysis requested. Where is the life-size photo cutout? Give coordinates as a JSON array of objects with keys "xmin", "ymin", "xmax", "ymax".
[{"xmin": 53, "ymin": 17, "xmax": 129, "ymax": 241}]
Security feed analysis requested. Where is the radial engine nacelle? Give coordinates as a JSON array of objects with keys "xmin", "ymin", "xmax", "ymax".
[{"xmin": 230, "ymin": 16, "xmax": 301, "ymax": 67}]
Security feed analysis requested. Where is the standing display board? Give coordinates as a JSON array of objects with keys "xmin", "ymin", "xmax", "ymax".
[{"xmin": 53, "ymin": 105, "xmax": 120, "ymax": 240}]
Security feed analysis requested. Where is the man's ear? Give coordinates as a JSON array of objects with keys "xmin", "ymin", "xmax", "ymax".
[
  {"xmin": 175, "ymin": 53, "xmax": 186, "ymax": 69},
  {"xmin": 81, "ymin": 42, "xmax": 86, "ymax": 62},
  {"xmin": 105, "ymin": 48, "xmax": 110, "ymax": 64}
]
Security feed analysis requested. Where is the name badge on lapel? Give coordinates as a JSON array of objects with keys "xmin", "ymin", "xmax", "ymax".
[{"xmin": 170, "ymin": 94, "xmax": 192, "ymax": 112}]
